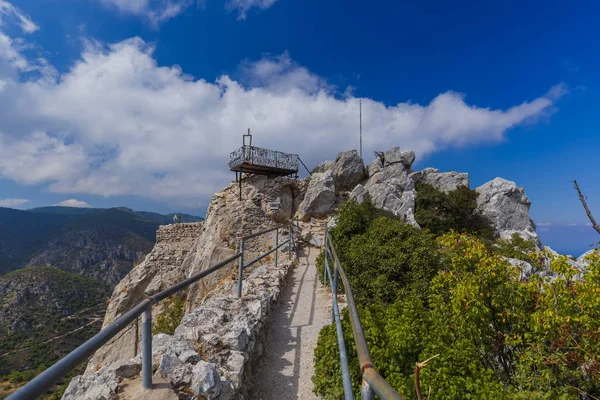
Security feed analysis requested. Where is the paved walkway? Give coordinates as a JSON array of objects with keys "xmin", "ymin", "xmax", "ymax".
[{"xmin": 251, "ymin": 246, "xmax": 330, "ymax": 399}]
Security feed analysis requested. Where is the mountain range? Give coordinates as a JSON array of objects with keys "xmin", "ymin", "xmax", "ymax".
[{"xmin": 0, "ymin": 206, "xmax": 203, "ymax": 398}]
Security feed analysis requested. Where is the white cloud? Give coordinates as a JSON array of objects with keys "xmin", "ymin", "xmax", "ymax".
[
  {"xmin": 0, "ymin": 198, "xmax": 29, "ymax": 207},
  {"xmin": 55, "ymin": 199, "xmax": 93, "ymax": 208},
  {"xmin": 99, "ymin": 0, "xmax": 195, "ymax": 26},
  {"xmin": 537, "ymin": 222, "xmax": 551, "ymax": 226},
  {"xmin": 0, "ymin": 33, "xmax": 565, "ymax": 208},
  {"xmin": 226, "ymin": 0, "xmax": 278, "ymax": 20},
  {"xmin": 0, "ymin": 0, "xmax": 38, "ymax": 33},
  {"xmin": 568, "ymin": 223, "xmax": 578, "ymax": 226},
  {"xmin": 99, "ymin": 0, "xmax": 278, "ymax": 23}
]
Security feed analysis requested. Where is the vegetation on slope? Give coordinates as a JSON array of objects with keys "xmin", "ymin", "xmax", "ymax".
[
  {"xmin": 313, "ymin": 191, "xmax": 600, "ymax": 399},
  {"xmin": 0, "ymin": 267, "xmax": 110, "ymax": 399}
]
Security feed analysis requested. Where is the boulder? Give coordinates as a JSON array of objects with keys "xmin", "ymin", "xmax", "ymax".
[
  {"xmin": 409, "ymin": 168, "xmax": 469, "ymax": 192},
  {"xmin": 190, "ymin": 361, "xmax": 222, "ymax": 399},
  {"xmin": 62, "ymin": 369, "xmax": 118, "ymax": 400},
  {"xmin": 368, "ymin": 147, "xmax": 415, "ymax": 177},
  {"xmin": 330, "ymin": 150, "xmax": 366, "ymax": 192},
  {"xmin": 577, "ymin": 248, "xmax": 599, "ymax": 267},
  {"xmin": 297, "ymin": 171, "xmax": 336, "ymax": 220},
  {"xmin": 475, "ymin": 178, "xmax": 541, "ymax": 247}
]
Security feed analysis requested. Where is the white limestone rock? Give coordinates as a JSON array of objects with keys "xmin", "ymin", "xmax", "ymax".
[
  {"xmin": 190, "ymin": 360, "xmax": 222, "ymax": 399},
  {"xmin": 62, "ymin": 369, "xmax": 118, "ymax": 400},
  {"xmin": 330, "ymin": 149, "xmax": 367, "ymax": 192},
  {"xmin": 297, "ymin": 171, "xmax": 336, "ymax": 220},
  {"xmin": 351, "ymin": 152, "xmax": 419, "ymax": 227},
  {"xmin": 577, "ymin": 248, "xmax": 599, "ymax": 267},
  {"xmin": 409, "ymin": 168, "xmax": 469, "ymax": 192},
  {"xmin": 475, "ymin": 178, "xmax": 541, "ymax": 247}
]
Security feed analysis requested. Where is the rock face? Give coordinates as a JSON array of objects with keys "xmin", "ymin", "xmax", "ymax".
[
  {"xmin": 330, "ymin": 150, "xmax": 367, "ymax": 192},
  {"xmin": 350, "ymin": 148, "xmax": 419, "ymax": 226},
  {"xmin": 475, "ymin": 178, "xmax": 541, "ymax": 247},
  {"xmin": 297, "ymin": 171, "xmax": 336, "ymax": 220},
  {"xmin": 297, "ymin": 150, "xmax": 366, "ymax": 220},
  {"xmin": 86, "ymin": 176, "xmax": 304, "ymax": 372},
  {"xmin": 409, "ymin": 168, "xmax": 469, "ymax": 193}
]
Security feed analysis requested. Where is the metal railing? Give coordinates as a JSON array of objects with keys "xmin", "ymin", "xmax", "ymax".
[
  {"xmin": 323, "ymin": 226, "xmax": 404, "ymax": 400},
  {"xmin": 229, "ymin": 145, "xmax": 300, "ymax": 172},
  {"xmin": 7, "ymin": 225, "xmax": 299, "ymax": 400}
]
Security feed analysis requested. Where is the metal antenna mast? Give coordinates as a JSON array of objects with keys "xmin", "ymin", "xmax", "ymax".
[{"xmin": 359, "ymin": 99, "xmax": 362, "ymax": 157}]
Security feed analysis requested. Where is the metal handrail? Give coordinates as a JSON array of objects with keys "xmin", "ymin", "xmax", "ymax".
[
  {"xmin": 8, "ymin": 224, "xmax": 299, "ymax": 400},
  {"xmin": 324, "ymin": 228, "xmax": 404, "ymax": 400}
]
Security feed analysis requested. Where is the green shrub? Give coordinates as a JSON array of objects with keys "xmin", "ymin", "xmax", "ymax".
[
  {"xmin": 494, "ymin": 232, "xmax": 540, "ymax": 265},
  {"xmin": 313, "ymin": 232, "xmax": 600, "ymax": 399},
  {"xmin": 414, "ymin": 182, "xmax": 495, "ymax": 239},
  {"xmin": 153, "ymin": 295, "xmax": 186, "ymax": 336},
  {"xmin": 327, "ymin": 200, "xmax": 444, "ymax": 304}
]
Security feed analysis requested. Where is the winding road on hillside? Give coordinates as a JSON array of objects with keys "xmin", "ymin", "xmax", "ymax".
[{"xmin": 251, "ymin": 246, "xmax": 330, "ymax": 400}]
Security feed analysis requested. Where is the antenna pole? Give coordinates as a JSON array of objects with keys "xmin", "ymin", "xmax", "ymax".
[{"xmin": 359, "ymin": 100, "xmax": 362, "ymax": 158}]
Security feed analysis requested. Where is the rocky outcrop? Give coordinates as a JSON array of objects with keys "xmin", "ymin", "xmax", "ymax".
[
  {"xmin": 350, "ymin": 148, "xmax": 419, "ymax": 226},
  {"xmin": 577, "ymin": 248, "xmax": 599, "ymax": 266},
  {"xmin": 409, "ymin": 168, "xmax": 469, "ymax": 193},
  {"xmin": 330, "ymin": 150, "xmax": 367, "ymax": 192},
  {"xmin": 297, "ymin": 171, "xmax": 336, "ymax": 220},
  {"xmin": 475, "ymin": 178, "xmax": 541, "ymax": 247},
  {"xmin": 65, "ymin": 254, "xmax": 295, "ymax": 400},
  {"xmin": 297, "ymin": 150, "xmax": 366, "ymax": 220},
  {"xmin": 86, "ymin": 176, "xmax": 303, "ymax": 372}
]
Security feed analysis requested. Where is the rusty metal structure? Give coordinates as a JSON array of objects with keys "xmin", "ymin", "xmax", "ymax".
[{"xmin": 229, "ymin": 129, "xmax": 299, "ymax": 200}]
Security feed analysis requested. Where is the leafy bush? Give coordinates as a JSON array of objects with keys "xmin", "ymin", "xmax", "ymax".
[
  {"xmin": 414, "ymin": 182, "xmax": 495, "ymax": 239},
  {"xmin": 494, "ymin": 232, "xmax": 541, "ymax": 265},
  {"xmin": 314, "ymin": 231, "xmax": 600, "ymax": 399},
  {"xmin": 324, "ymin": 200, "xmax": 444, "ymax": 304}
]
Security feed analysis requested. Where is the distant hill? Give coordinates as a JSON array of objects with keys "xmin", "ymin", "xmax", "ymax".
[
  {"xmin": 0, "ymin": 206, "xmax": 203, "ymax": 283},
  {"xmin": 0, "ymin": 267, "xmax": 110, "ymax": 398},
  {"xmin": 0, "ymin": 206, "xmax": 202, "ymax": 397}
]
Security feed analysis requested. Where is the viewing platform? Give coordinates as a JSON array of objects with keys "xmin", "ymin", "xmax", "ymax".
[{"xmin": 229, "ymin": 145, "xmax": 299, "ymax": 177}]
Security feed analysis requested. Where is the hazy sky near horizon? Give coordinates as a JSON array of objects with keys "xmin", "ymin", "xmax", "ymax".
[{"xmin": 0, "ymin": 0, "xmax": 599, "ymax": 252}]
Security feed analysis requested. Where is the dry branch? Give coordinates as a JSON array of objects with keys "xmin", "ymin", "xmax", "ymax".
[
  {"xmin": 573, "ymin": 180, "xmax": 600, "ymax": 242},
  {"xmin": 415, "ymin": 354, "xmax": 440, "ymax": 400}
]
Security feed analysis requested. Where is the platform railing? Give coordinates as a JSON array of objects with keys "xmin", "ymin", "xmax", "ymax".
[
  {"xmin": 229, "ymin": 145, "xmax": 299, "ymax": 171},
  {"xmin": 7, "ymin": 224, "xmax": 299, "ymax": 400},
  {"xmin": 323, "ymin": 225, "xmax": 404, "ymax": 400}
]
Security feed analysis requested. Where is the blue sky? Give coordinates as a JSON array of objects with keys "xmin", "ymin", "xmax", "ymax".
[{"xmin": 0, "ymin": 0, "xmax": 598, "ymax": 254}]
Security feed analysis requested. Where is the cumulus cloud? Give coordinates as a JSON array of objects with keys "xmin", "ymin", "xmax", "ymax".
[
  {"xmin": 0, "ymin": 0, "xmax": 38, "ymax": 33},
  {"xmin": 0, "ymin": 198, "xmax": 29, "ymax": 207},
  {"xmin": 0, "ymin": 29, "xmax": 565, "ymax": 208},
  {"xmin": 55, "ymin": 199, "xmax": 93, "ymax": 208},
  {"xmin": 226, "ymin": 0, "xmax": 278, "ymax": 20}
]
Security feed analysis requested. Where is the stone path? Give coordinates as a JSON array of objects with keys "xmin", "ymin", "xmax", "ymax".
[{"xmin": 250, "ymin": 246, "xmax": 330, "ymax": 399}]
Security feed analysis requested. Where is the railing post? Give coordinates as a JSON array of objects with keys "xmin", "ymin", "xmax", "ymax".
[
  {"xmin": 333, "ymin": 260, "xmax": 339, "ymax": 298},
  {"xmin": 142, "ymin": 306, "xmax": 152, "ymax": 390},
  {"xmin": 275, "ymin": 229, "xmax": 279, "ymax": 268},
  {"xmin": 238, "ymin": 239, "xmax": 244, "ymax": 298},
  {"xmin": 361, "ymin": 379, "xmax": 375, "ymax": 400},
  {"xmin": 288, "ymin": 230, "xmax": 292, "ymax": 260}
]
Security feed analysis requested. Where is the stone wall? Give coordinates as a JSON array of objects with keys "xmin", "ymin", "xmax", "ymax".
[{"xmin": 63, "ymin": 256, "xmax": 297, "ymax": 399}]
